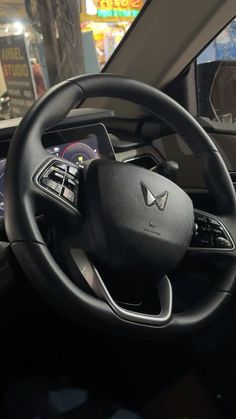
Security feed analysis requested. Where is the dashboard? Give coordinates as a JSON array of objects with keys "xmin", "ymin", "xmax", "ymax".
[
  {"xmin": 0, "ymin": 108, "xmax": 218, "ymax": 221},
  {"xmin": 0, "ymin": 123, "xmax": 115, "ymax": 216}
]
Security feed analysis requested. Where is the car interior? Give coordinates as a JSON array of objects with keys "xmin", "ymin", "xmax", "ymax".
[{"xmin": 1, "ymin": 0, "xmax": 236, "ymax": 418}]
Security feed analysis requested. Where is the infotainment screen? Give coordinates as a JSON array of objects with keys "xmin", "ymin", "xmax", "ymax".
[{"xmin": 0, "ymin": 123, "xmax": 114, "ymax": 216}]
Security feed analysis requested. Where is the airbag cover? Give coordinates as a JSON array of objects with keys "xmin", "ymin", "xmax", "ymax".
[{"xmin": 84, "ymin": 160, "xmax": 194, "ymax": 277}]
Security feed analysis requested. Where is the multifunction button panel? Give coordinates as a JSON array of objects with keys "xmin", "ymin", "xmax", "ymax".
[
  {"xmin": 190, "ymin": 212, "xmax": 234, "ymax": 250},
  {"xmin": 38, "ymin": 161, "xmax": 80, "ymax": 209}
]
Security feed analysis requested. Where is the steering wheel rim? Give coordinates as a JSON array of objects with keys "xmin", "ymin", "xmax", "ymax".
[{"xmin": 4, "ymin": 74, "xmax": 236, "ymax": 337}]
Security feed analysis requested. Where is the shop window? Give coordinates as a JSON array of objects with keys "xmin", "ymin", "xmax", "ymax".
[{"xmin": 197, "ymin": 18, "xmax": 236, "ymax": 125}]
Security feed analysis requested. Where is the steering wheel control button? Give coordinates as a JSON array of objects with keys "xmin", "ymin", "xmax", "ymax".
[
  {"xmin": 198, "ymin": 236, "xmax": 213, "ymax": 247},
  {"xmin": 62, "ymin": 187, "xmax": 75, "ymax": 203},
  {"xmin": 64, "ymin": 175, "xmax": 78, "ymax": 191},
  {"xmin": 195, "ymin": 214, "xmax": 208, "ymax": 225},
  {"xmin": 191, "ymin": 233, "xmax": 213, "ymax": 248},
  {"xmin": 49, "ymin": 170, "xmax": 64, "ymax": 182},
  {"xmin": 208, "ymin": 218, "xmax": 219, "ymax": 227},
  {"xmin": 214, "ymin": 237, "xmax": 232, "ymax": 249},
  {"xmin": 213, "ymin": 227, "xmax": 224, "ymax": 237},
  {"xmin": 41, "ymin": 178, "xmax": 62, "ymax": 194},
  {"xmin": 190, "ymin": 212, "xmax": 234, "ymax": 250},
  {"xmin": 68, "ymin": 166, "xmax": 80, "ymax": 178},
  {"xmin": 37, "ymin": 160, "xmax": 81, "ymax": 210},
  {"xmin": 54, "ymin": 162, "xmax": 67, "ymax": 172}
]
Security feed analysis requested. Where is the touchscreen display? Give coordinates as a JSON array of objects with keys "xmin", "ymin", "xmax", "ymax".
[{"xmin": 0, "ymin": 123, "xmax": 114, "ymax": 216}]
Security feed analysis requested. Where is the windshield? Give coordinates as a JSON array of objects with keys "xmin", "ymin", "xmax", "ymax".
[{"xmin": 0, "ymin": 0, "xmax": 145, "ymax": 121}]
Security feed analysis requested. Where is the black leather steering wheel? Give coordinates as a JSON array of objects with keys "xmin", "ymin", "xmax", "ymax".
[{"xmin": 4, "ymin": 74, "xmax": 236, "ymax": 337}]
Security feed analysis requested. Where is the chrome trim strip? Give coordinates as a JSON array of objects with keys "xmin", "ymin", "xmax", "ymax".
[{"xmin": 71, "ymin": 248, "xmax": 173, "ymax": 326}]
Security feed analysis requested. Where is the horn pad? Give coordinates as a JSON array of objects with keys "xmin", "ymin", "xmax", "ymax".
[{"xmin": 84, "ymin": 160, "xmax": 194, "ymax": 278}]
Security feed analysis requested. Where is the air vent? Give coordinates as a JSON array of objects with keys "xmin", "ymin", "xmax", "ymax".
[{"xmin": 124, "ymin": 155, "xmax": 158, "ymax": 172}]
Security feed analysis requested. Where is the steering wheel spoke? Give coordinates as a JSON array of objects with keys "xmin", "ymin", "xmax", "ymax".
[
  {"xmin": 188, "ymin": 209, "xmax": 235, "ymax": 255},
  {"xmin": 63, "ymin": 246, "xmax": 173, "ymax": 326}
]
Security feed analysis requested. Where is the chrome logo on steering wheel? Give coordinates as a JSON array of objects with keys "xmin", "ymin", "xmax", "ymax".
[{"xmin": 141, "ymin": 182, "xmax": 168, "ymax": 211}]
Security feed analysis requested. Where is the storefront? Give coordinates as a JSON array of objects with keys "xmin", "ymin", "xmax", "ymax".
[
  {"xmin": 0, "ymin": 0, "xmax": 145, "ymax": 119},
  {"xmin": 0, "ymin": 3, "xmax": 47, "ymax": 101},
  {"xmin": 80, "ymin": 0, "xmax": 144, "ymax": 68}
]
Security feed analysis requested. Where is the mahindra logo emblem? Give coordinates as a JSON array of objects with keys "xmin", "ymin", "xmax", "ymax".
[{"xmin": 141, "ymin": 182, "xmax": 168, "ymax": 211}]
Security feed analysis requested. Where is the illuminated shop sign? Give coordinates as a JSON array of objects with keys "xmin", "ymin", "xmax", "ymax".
[
  {"xmin": 97, "ymin": 0, "xmax": 143, "ymax": 18},
  {"xmin": 0, "ymin": 35, "xmax": 36, "ymax": 117}
]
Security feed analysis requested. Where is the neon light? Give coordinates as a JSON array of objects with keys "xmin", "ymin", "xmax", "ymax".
[{"xmin": 97, "ymin": 9, "xmax": 139, "ymax": 18}]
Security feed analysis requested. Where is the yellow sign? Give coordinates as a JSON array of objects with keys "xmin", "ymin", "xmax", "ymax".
[
  {"xmin": 97, "ymin": 0, "xmax": 143, "ymax": 18},
  {"xmin": 98, "ymin": 0, "xmax": 142, "ymax": 8},
  {"xmin": 2, "ymin": 47, "xmax": 24, "ymax": 61}
]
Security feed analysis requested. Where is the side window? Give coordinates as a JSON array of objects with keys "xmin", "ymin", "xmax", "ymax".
[{"xmin": 197, "ymin": 18, "xmax": 236, "ymax": 125}]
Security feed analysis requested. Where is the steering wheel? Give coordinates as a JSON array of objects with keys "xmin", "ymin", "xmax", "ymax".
[{"xmin": 4, "ymin": 74, "xmax": 236, "ymax": 337}]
